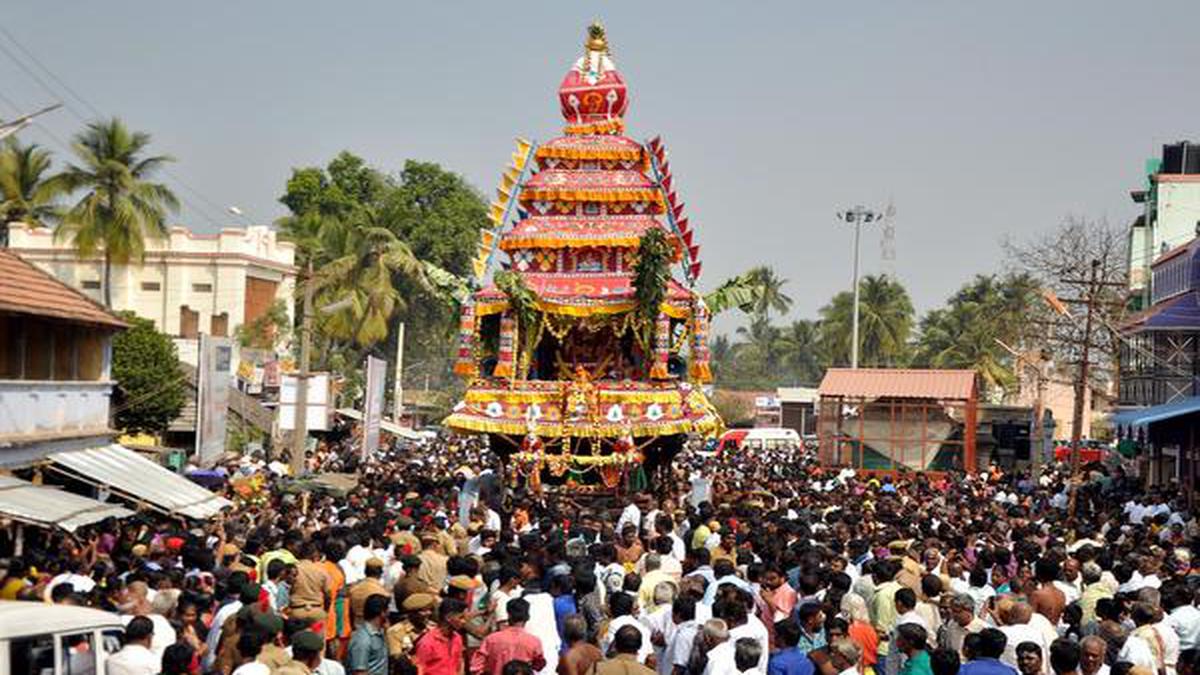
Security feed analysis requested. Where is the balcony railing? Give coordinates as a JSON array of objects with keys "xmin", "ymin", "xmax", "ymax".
[{"xmin": 0, "ymin": 380, "xmax": 114, "ymax": 443}]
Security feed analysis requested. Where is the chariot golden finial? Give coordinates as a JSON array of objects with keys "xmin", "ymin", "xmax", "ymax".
[{"xmin": 585, "ymin": 21, "xmax": 609, "ymax": 54}]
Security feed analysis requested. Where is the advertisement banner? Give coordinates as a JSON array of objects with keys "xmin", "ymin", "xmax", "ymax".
[
  {"xmin": 362, "ymin": 356, "xmax": 387, "ymax": 459},
  {"xmin": 278, "ymin": 373, "xmax": 330, "ymax": 431},
  {"xmin": 196, "ymin": 334, "xmax": 233, "ymax": 466}
]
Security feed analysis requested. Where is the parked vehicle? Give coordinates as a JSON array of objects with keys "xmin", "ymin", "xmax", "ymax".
[
  {"xmin": 715, "ymin": 428, "xmax": 802, "ymax": 454},
  {"xmin": 0, "ymin": 600, "xmax": 124, "ymax": 675}
]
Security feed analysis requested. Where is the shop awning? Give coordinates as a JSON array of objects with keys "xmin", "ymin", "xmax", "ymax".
[
  {"xmin": 0, "ymin": 476, "xmax": 133, "ymax": 532},
  {"xmin": 48, "ymin": 445, "xmax": 231, "ymax": 519},
  {"xmin": 334, "ymin": 408, "xmax": 423, "ymax": 440},
  {"xmin": 1110, "ymin": 396, "xmax": 1200, "ymax": 429}
]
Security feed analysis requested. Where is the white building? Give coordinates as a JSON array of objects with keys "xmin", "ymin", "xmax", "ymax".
[
  {"xmin": 0, "ymin": 249, "xmax": 125, "ymax": 467},
  {"xmin": 6, "ymin": 223, "xmax": 296, "ymax": 353}
]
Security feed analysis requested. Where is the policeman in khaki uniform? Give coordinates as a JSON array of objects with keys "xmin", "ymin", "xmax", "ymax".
[
  {"xmin": 276, "ymin": 630, "xmax": 325, "ymax": 675},
  {"xmin": 390, "ymin": 516, "xmax": 422, "ymax": 557},
  {"xmin": 387, "ymin": 592, "xmax": 436, "ymax": 664},
  {"xmin": 349, "ymin": 558, "xmax": 390, "ymax": 628},
  {"xmin": 253, "ymin": 612, "xmax": 292, "ymax": 670}
]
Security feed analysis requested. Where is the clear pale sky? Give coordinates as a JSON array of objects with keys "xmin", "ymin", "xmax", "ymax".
[{"xmin": 4, "ymin": 2, "xmax": 1200, "ymax": 327}]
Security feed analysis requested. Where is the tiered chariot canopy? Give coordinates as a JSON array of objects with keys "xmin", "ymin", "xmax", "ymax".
[{"xmin": 445, "ymin": 23, "xmax": 720, "ymax": 450}]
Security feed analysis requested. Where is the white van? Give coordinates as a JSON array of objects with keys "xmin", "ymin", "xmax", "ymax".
[
  {"xmin": 715, "ymin": 428, "xmax": 802, "ymax": 454},
  {"xmin": 0, "ymin": 601, "xmax": 125, "ymax": 675}
]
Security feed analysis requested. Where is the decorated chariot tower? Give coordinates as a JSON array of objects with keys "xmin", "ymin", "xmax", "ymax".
[{"xmin": 445, "ymin": 23, "xmax": 720, "ymax": 492}]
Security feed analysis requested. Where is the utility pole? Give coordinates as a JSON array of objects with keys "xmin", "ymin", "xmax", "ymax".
[
  {"xmin": 837, "ymin": 206, "xmax": 882, "ymax": 369},
  {"xmin": 1031, "ymin": 353, "xmax": 1048, "ymax": 473},
  {"xmin": 393, "ymin": 321, "xmax": 405, "ymax": 424},
  {"xmin": 1066, "ymin": 260, "xmax": 1100, "ymax": 515},
  {"xmin": 1049, "ymin": 259, "xmax": 1121, "ymax": 516},
  {"xmin": 291, "ymin": 261, "xmax": 314, "ymax": 477}
]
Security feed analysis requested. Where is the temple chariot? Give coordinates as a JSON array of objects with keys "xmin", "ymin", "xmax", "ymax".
[{"xmin": 445, "ymin": 24, "xmax": 721, "ymax": 493}]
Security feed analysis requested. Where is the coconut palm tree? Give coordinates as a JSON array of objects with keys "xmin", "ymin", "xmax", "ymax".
[
  {"xmin": 818, "ymin": 274, "xmax": 914, "ymax": 367},
  {"xmin": 735, "ymin": 315, "xmax": 785, "ymax": 377},
  {"xmin": 0, "ymin": 139, "xmax": 66, "ymax": 244},
  {"xmin": 745, "ymin": 266, "xmax": 793, "ymax": 320},
  {"xmin": 302, "ymin": 208, "xmax": 430, "ymax": 348},
  {"xmin": 779, "ymin": 318, "xmax": 823, "ymax": 384},
  {"xmin": 54, "ymin": 118, "xmax": 178, "ymax": 307},
  {"xmin": 913, "ymin": 274, "xmax": 1038, "ymax": 395}
]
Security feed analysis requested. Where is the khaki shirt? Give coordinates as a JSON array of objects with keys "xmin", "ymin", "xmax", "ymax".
[
  {"xmin": 349, "ymin": 577, "xmax": 390, "ymax": 627},
  {"xmin": 290, "ymin": 560, "xmax": 330, "ymax": 610},
  {"xmin": 391, "ymin": 531, "xmax": 422, "ymax": 556},
  {"xmin": 387, "ymin": 619, "xmax": 426, "ymax": 658},
  {"xmin": 415, "ymin": 550, "xmax": 448, "ymax": 592},
  {"xmin": 274, "ymin": 662, "xmax": 313, "ymax": 675},
  {"xmin": 258, "ymin": 643, "xmax": 292, "ymax": 670},
  {"xmin": 596, "ymin": 654, "xmax": 657, "ymax": 675}
]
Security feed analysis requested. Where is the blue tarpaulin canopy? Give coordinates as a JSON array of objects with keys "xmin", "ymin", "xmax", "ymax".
[{"xmin": 1111, "ymin": 396, "xmax": 1200, "ymax": 429}]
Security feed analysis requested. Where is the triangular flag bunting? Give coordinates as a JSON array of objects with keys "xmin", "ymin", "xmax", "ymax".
[
  {"xmin": 688, "ymin": 244, "xmax": 700, "ymax": 260},
  {"xmin": 479, "ymin": 230, "xmax": 497, "ymax": 247},
  {"xmin": 681, "ymin": 230, "xmax": 694, "ymax": 247},
  {"xmin": 689, "ymin": 261, "xmax": 702, "ymax": 278},
  {"xmin": 489, "ymin": 203, "xmax": 505, "ymax": 223},
  {"xmin": 666, "ymin": 191, "xmax": 678, "ymax": 208},
  {"xmin": 496, "ymin": 187, "xmax": 511, "ymax": 203},
  {"xmin": 472, "ymin": 258, "xmax": 486, "ymax": 279},
  {"xmin": 676, "ymin": 217, "xmax": 689, "ymax": 233},
  {"xmin": 512, "ymin": 152, "xmax": 526, "ymax": 170},
  {"xmin": 661, "ymin": 175, "xmax": 673, "ymax": 192},
  {"xmin": 500, "ymin": 172, "xmax": 517, "ymax": 192},
  {"xmin": 515, "ymin": 138, "xmax": 532, "ymax": 155},
  {"xmin": 673, "ymin": 202, "xmax": 686, "ymax": 219}
]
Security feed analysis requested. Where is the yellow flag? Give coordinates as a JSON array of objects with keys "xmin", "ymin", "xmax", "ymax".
[
  {"xmin": 511, "ymin": 152, "xmax": 527, "ymax": 170},
  {"xmin": 496, "ymin": 187, "xmax": 512, "ymax": 203},
  {"xmin": 500, "ymin": 171, "xmax": 517, "ymax": 192},
  {"xmin": 489, "ymin": 202, "xmax": 505, "ymax": 223},
  {"xmin": 515, "ymin": 137, "xmax": 532, "ymax": 156}
]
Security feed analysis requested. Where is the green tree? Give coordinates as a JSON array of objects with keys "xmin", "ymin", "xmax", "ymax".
[
  {"xmin": 278, "ymin": 153, "xmax": 483, "ymax": 387},
  {"xmin": 0, "ymin": 140, "xmax": 66, "ymax": 242},
  {"xmin": 111, "ymin": 312, "xmax": 186, "ymax": 434},
  {"xmin": 55, "ymin": 118, "xmax": 179, "ymax": 307},
  {"xmin": 818, "ymin": 274, "xmax": 914, "ymax": 367},
  {"xmin": 382, "ymin": 160, "xmax": 490, "ymax": 277},
  {"xmin": 309, "ymin": 209, "xmax": 429, "ymax": 348},
  {"xmin": 779, "ymin": 318, "xmax": 823, "ymax": 384},
  {"xmin": 913, "ymin": 274, "xmax": 1038, "ymax": 395},
  {"xmin": 744, "ymin": 266, "xmax": 793, "ymax": 320}
]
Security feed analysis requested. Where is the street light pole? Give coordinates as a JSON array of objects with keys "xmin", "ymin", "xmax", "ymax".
[{"xmin": 838, "ymin": 206, "xmax": 881, "ymax": 369}]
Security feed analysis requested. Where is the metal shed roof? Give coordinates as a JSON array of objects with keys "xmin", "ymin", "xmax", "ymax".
[
  {"xmin": 0, "ymin": 476, "xmax": 133, "ymax": 532},
  {"xmin": 49, "ymin": 444, "xmax": 231, "ymax": 520},
  {"xmin": 818, "ymin": 368, "xmax": 977, "ymax": 400}
]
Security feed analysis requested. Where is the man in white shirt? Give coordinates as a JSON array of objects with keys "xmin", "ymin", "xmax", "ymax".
[
  {"xmin": 119, "ymin": 581, "xmax": 176, "ymax": 660},
  {"xmin": 1079, "ymin": 636, "xmax": 1109, "ymax": 675},
  {"xmin": 669, "ymin": 598, "xmax": 703, "ymax": 675},
  {"xmin": 604, "ymin": 592, "xmax": 654, "ymax": 664},
  {"xmin": 618, "ymin": 499, "xmax": 644, "ymax": 535},
  {"xmin": 1165, "ymin": 583, "xmax": 1200, "ymax": 652},
  {"xmin": 106, "ymin": 616, "xmax": 159, "ymax": 675},
  {"xmin": 999, "ymin": 603, "xmax": 1049, "ymax": 675}
]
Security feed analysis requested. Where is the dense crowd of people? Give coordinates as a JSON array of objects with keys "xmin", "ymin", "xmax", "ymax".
[{"xmin": 1, "ymin": 431, "xmax": 1198, "ymax": 675}]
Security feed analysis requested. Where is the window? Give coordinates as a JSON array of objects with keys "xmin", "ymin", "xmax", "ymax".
[
  {"xmin": 9, "ymin": 633, "xmax": 54, "ymax": 675},
  {"xmin": 141, "ymin": 281, "xmax": 161, "ymax": 291},
  {"xmin": 61, "ymin": 631, "xmax": 97, "ymax": 675},
  {"xmin": 81, "ymin": 280, "xmax": 101, "ymax": 290},
  {"xmin": 192, "ymin": 282, "xmax": 213, "ymax": 292}
]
